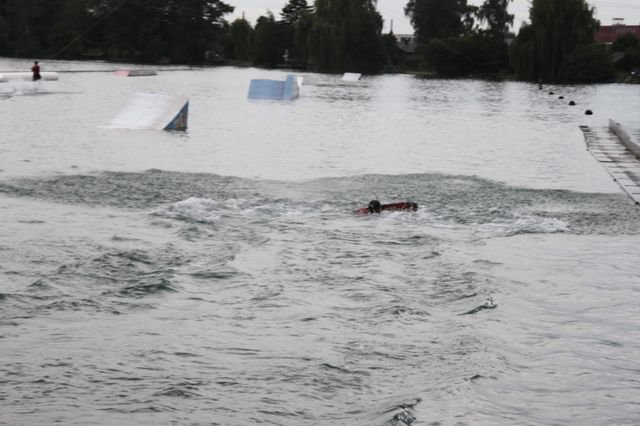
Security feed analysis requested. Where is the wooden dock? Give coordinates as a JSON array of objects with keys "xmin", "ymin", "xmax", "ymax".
[{"xmin": 580, "ymin": 120, "xmax": 640, "ymax": 205}]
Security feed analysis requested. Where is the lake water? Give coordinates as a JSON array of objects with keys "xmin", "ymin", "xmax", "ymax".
[{"xmin": 1, "ymin": 58, "xmax": 640, "ymax": 425}]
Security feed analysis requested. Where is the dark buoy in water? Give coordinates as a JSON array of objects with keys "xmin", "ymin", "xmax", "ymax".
[
  {"xmin": 585, "ymin": 109, "xmax": 593, "ymax": 115},
  {"xmin": 549, "ymin": 91, "xmax": 554, "ymax": 95},
  {"xmin": 559, "ymin": 96, "xmax": 564, "ymax": 99},
  {"xmin": 569, "ymin": 101, "xmax": 576, "ymax": 106}
]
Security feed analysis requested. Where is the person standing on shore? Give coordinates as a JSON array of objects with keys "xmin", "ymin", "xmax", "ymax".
[{"xmin": 31, "ymin": 61, "xmax": 41, "ymax": 81}]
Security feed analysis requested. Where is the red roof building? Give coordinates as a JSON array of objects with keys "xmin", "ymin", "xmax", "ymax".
[{"xmin": 596, "ymin": 19, "xmax": 640, "ymax": 43}]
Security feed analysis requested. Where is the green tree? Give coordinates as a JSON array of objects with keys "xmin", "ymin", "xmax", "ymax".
[
  {"xmin": 425, "ymin": 35, "xmax": 508, "ymax": 76},
  {"xmin": 165, "ymin": 0, "xmax": 234, "ymax": 63},
  {"xmin": 558, "ymin": 44, "xmax": 614, "ymax": 82},
  {"xmin": 510, "ymin": 0, "xmax": 599, "ymax": 82},
  {"xmin": 610, "ymin": 34, "xmax": 640, "ymax": 72},
  {"xmin": 90, "ymin": 0, "xmax": 167, "ymax": 60},
  {"xmin": 307, "ymin": 0, "xmax": 385, "ymax": 73},
  {"xmin": 89, "ymin": 0, "xmax": 233, "ymax": 63},
  {"xmin": 251, "ymin": 13, "xmax": 281, "ymax": 68},
  {"xmin": 381, "ymin": 32, "xmax": 403, "ymax": 68},
  {"xmin": 611, "ymin": 33, "xmax": 638, "ymax": 52},
  {"xmin": 404, "ymin": 0, "xmax": 471, "ymax": 44},
  {"xmin": 48, "ymin": 0, "xmax": 93, "ymax": 59},
  {"xmin": 294, "ymin": 12, "xmax": 313, "ymax": 66},
  {"xmin": 620, "ymin": 47, "xmax": 640, "ymax": 72},
  {"xmin": 345, "ymin": 1, "xmax": 385, "ymax": 72},
  {"xmin": 279, "ymin": 0, "xmax": 311, "ymax": 66},
  {"xmin": 476, "ymin": 0, "xmax": 513, "ymax": 39},
  {"xmin": 4, "ymin": 0, "xmax": 43, "ymax": 56},
  {"xmin": 307, "ymin": 17, "xmax": 342, "ymax": 72},
  {"xmin": 509, "ymin": 23, "xmax": 538, "ymax": 80},
  {"xmin": 281, "ymin": 0, "xmax": 311, "ymax": 26},
  {"xmin": 0, "ymin": 13, "xmax": 8, "ymax": 54},
  {"xmin": 0, "ymin": 0, "xmax": 237, "ymax": 62},
  {"xmin": 229, "ymin": 18, "xmax": 252, "ymax": 61}
]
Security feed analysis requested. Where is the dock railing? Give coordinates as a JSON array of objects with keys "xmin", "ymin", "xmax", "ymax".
[{"xmin": 609, "ymin": 119, "xmax": 640, "ymax": 158}]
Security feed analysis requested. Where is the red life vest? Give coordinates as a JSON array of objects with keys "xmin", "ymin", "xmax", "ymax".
[{"xmin": 32, "ymin": 64, "xmax": 41, "ymax": 80}]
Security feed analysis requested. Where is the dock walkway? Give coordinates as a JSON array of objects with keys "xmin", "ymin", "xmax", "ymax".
[{"xmin": 580, "ymin": 120, "xmax": 640, "ymax": 205}]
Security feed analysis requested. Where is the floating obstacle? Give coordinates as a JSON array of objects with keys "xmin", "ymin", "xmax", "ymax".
[
  {"xmin": 0, "ymin": 72, "xmax": 59, "ymax": 82},
  {"xmin": 341, "ymin": 72, "xmax": 362, "ymax": 81},
  {"xmin": 106, "ymin": 93, "xmax": 189, "ymax": 131},
  {"xmin": 114, "ymin": 69, "xmax": 158, "ymax": 77},
  {"xmin": 580, "ymin": 120, "xmax": 640, "ymax": 204},
  {"xmin": 247, "ymin": 74, "xmax": 302, "ymax": 101}
]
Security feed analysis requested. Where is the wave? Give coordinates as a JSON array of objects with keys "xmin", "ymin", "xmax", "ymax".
[
  {"xmin": 0, "ymin": 81, "xmax": 42, "ymax": 97},
  {"xmin": 476, "ymin": 214, "xmax": 570, "ymax": 238},
  {"xmin": 0, "ymin": 245, "xmax": 189, "ymax": 320},
  {"xmin": 117, "ymin": 276, "xmax": 179, "ymax": 298},
  {"xmin": 377, "ymin": 397, "xmax": 422, "ymax": 426},
  {"xmin": 154, "ymin": 383, "xmax": 202, "ymax": 398},
  {"xmin": 2, "ymin": 170, "xmax": 639, "ymax": 236}
]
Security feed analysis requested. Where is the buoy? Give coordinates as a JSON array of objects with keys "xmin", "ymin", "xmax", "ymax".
[
  {"xmin": 569, "ymin": 101, "xmax": 576, "ymax": 106},
  {"xmin": 585, "ymin": 109, "xmax": 593, "ymax": 115},
  {"xmin": 559, "ymin": 96, "xmax": 564, "ymax": 99}
]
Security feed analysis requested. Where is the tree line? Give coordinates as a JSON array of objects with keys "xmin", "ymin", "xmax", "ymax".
[
  {"xmin": 0, "ymin": 0, "xmax": 235, "ymax": 64},
  {"xmin": 0, "ymin": 0, "xmax": 638, "ymax": 82}
]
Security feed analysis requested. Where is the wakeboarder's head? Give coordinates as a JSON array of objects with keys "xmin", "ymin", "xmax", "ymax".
[{"xmin": 368, "ymin": 200, "xmax": 381, "ymax": 214}]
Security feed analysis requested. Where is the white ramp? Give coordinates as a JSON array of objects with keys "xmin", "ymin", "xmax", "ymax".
[
  {"xmin": 107, "ymin": 93, "xmax": 189, "ymax": 131},
  {"xmin": 248, "ymin": 74, "xmax": 302, "ymax": 101},
  {"xmin": 0, "ymin": 72, "xmax": 59, "ymax": 82},
  {"xmin": 342, "ymin": 73, "xmax": 362, "ymax": 81},
  {"xmin": 114, "ymin": 69, "xmax": 158, "ymax": 77}
]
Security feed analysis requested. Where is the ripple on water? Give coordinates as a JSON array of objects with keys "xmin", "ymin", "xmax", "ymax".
[
  {"xmin": 2, "ymin": 165, "xmax": 640, "ymax": 425},
  {"xmin": 2, "ymin": 171, "xmax": 639, "ymax": 239}
]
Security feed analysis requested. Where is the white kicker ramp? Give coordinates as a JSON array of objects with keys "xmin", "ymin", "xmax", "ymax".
[
  {"xmin": 342, "ymin": 73, "xmax": 362, "ymax": 81},
  {"xmin": 114, "ymin": 69, "xmax": 158, "ymax": 77},
  {"xmin": 248, "ymin": 74, "xmax": 302, "ymax": 101},
  {"xmin": 107, "ymin": 93, "xmax": 189, "ymax": 131}
]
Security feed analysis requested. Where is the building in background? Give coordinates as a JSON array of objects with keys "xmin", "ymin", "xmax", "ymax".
[{"xmin": 596, "ymin": 18, "xmax": 640, "ymax": 43}]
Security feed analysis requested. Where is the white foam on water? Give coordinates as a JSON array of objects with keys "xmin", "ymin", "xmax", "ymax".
[{"xmin": 477, "ymin": 214, "xmax": 571, "ymax": 238}]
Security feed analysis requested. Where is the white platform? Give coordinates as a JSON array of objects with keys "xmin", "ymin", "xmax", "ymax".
[
  {"xmin": 341, "ymin": 73, "xmax": 362, "ymax": 81},
  {"xmin": 0, "ymin": 72, "xmax": 59, "ymax": 82},
  {"xmin": 247, "ymin": 74, "xmax": 302, "ymax": 101},
  {"xmin": 114, "ymin": 69, "xmax": 158, "ymax": 77}
]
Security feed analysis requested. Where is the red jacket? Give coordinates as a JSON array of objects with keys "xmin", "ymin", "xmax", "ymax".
[{"xmin": 32, "ymin": 64, "xmax": 41, "ymax": 80}]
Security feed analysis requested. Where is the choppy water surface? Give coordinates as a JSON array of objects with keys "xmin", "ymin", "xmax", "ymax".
[{"xmin": 1, "ymin": 58, "xmax": 640, "ymax": 425}]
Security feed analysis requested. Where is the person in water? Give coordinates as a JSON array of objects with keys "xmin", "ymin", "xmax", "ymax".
[
  {"xmin": 31, "ymin": 61, "xmax": 41, "ymax": 81},
  {"xmin": 360, "ymin": 199, "xmax": 418, "ymax": 214}
]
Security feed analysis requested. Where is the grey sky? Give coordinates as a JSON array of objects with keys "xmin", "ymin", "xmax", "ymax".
[{"xmin": 226, "ymin": 0, "xmax": 640, "ymax": 35}]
